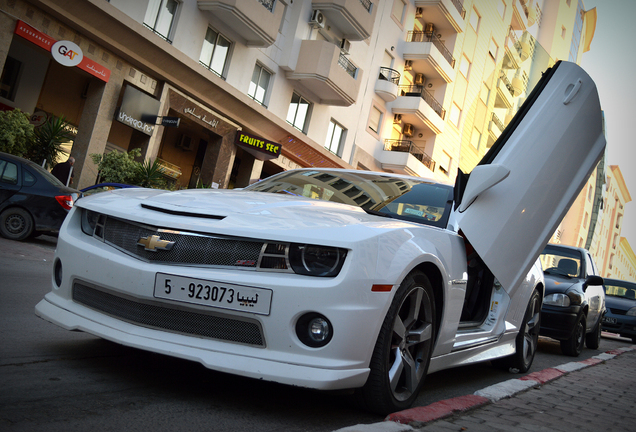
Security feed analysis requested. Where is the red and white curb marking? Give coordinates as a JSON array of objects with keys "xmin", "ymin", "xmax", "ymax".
[{"xmin": 333, "ymin": 346, "xmax": 635, "ymax": 432}]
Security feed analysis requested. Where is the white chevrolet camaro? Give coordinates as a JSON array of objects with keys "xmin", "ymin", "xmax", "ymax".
[{"xmin": 36, "ymin": 62, "xmax": 605, "ymax": 414}]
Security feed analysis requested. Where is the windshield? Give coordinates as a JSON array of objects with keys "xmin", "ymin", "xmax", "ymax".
[
  {"xmin": 604, "ymin": 281, "xmax": 636, "ymax": 300},
  {"xmin": 246, "ymin": 170, "xmax": 453, "ymax": 228},
  {"xmin": 540, "ymin": 245, "xmax": 582, "ymax": 278}
]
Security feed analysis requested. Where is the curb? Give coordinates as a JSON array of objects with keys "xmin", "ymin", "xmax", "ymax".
[{"xmin": 333, "ymin": 346, "xmax": 635, "ymax": 432}]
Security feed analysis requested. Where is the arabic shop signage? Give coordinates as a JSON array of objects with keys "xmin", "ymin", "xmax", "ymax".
[
  {"xmin": 14, "ymin": 20, "xmax": 111, "ymax": 82},
  {"xmin": 235, "ymin": 131, "xmax": 281, "ymax": 160},
  {"xmin": 117, "ymin": 85, "xmax": 161, "ymax": 136},
  {"xmin": 183, "ymin": 106, "xmax": 219, "ymax": 128}
]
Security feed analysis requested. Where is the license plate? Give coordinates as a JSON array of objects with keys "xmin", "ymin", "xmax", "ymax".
[
  {"xmin": 154, "ymin": 273, "xmax": 272, "ymax": 315},
  {"xmin": 603, "ymin": 316, "xmax": 617, "ymax": 324}
]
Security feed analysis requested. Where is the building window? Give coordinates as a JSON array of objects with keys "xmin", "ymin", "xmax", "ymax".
[
  {"xmin": 391, "ymin": 0, "xmax": 406, "ymax": 25},
  {"xmin": 584, "ymin": 211, "xmax": 589, "ymax": 228},
  {"xmin": 489, "ymin": 39, "xmax": 498, "ymax": 61},
  {"xmin": 469, "ymin": 7, "xmax": 480, "ymax": 32},
  {"xmin": 368, "ymin": 106, "xmax": 383, "ymax": 134},
  {"xmin": 498, "ymin": 0, "xmax": 506, "ymax": 18},
  {"xmin": 199, "ymin": 27, "xmax": 230, "ymax": 77},
  {"xmin": 479, "ymin": 83, "xmax": 490, "ymax": 105},
  {"xmin": 325, "ymin": 120, "xmax": 346, "ymax": 156},
  {"xmin": 588, "ymin": 185, "xmax": 593, "ymax": 201},
  {"xmin": 144, "ymin": 0, "xmax": 179, "ymax": 42},
  {"xmin": 561, "ymin": 26, "xmax": 566, "ymax": 39},
  {"xmin": 470, "ymin": 128, "xmax": 481, "ymax": 150},
  {"xmin": 248, "ymin": 64, "xmax": 272, "ymax": 106},
  {"xmin": 286, "ymin": 93, "xmax": 311, "ymax": 132},
  {"xmin": 449, "ymin": 103, "xmax": 461, "ymax": 127},
  {"xmin": 459, "ymin": 55, "xmax": 471, "ymax": 79},
  {"xmin": 438, "ymin": 151, "xmax": 452, "ymax": 175},
  {"xmin": 0, "ymin": 56, "xmax": 21, "ymax": 101}
]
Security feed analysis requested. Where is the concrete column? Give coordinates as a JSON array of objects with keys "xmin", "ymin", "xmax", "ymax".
[
  {"xmin": 235, "ymin": 153, "xmax": 264, "ymax": 188},
  {"xmin": 70, "ymin": 74, "xmax": 124, "ymax": 189},
  {"xmin": 0, "ymin": 12, "xmax": 14, "ymax": 72},
  {"xmin": 200, "ymin": 131, "xmax": 237, "ymax": 189}
]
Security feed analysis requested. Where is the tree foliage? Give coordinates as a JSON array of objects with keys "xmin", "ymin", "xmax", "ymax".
[
  {"xmin": 0, "ymin": 109, "xmax": 35, "ymax": 157},
  {"xmin": 91, "ymin": 148, "xmax": 167, "ymax": 189},
  {"xmin": 28, "ymin": 116, "xmax": 74, "ymax": 167}
]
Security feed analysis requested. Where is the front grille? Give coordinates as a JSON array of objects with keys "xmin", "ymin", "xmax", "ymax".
[
  {"xmin": 73, "ymin": 283, "xmax": 265, "ymax": 346},
  {"xmin": 101, "ymin": 217, "xmax": 264, "ymax": 267},
  {"xmin": 609, "ymin": 308, "xmax": 628, "ymax": 316}
]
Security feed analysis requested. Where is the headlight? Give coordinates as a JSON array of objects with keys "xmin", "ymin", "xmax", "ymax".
[
  {"xmin": 627, "ymin": 307, "xmax": 636, "ymax": 317},
  {"xmin": 289, "ymin": 244, "xmax": 347, "ymax": 277},
  {"xmin": 81, "ymin": 209, "xmax": 99, "ymax": 235},
  {"xmin": 543, "ymin": 293, "xmax": 571, "ymax": 307}
]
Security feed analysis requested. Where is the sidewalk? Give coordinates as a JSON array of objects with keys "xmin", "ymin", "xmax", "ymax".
[{"xmin": 336, "ymin": 346, "xmax": 635, "ymax": 432}]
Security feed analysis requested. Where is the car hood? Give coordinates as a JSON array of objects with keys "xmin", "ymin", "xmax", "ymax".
[
  {"xmin": 605, "ymin": 295, "xmax": 636, "ymax": 310},
  {"xmin": 77, "ymin": 187, "xmax": 427, "ymax": 243},
  {"xmin": 544, "ymin": 275, "xmax": 580, "ymax": 295}
]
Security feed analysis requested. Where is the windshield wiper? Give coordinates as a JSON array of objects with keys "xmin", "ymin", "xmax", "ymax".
[{"xmin": 363, "ymin": 208, "xmax": 398, "ymax": 219}]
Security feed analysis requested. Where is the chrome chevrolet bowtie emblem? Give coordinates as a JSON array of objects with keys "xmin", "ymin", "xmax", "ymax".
[{"xmin": 137, "ymin": 235, "xmax": 175, "ymax": 252}]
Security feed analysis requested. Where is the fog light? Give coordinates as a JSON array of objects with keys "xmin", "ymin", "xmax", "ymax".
[
  {"xmin": 296, "ymin": 313, "xmax": 333, "ymax": 348},
  {"xmin": 54, "ymin": 259, "xmax": 63, "ymax": 288}
]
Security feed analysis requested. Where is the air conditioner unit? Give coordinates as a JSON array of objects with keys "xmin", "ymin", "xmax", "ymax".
[
  {"xmin": 310, "ymin": 10, "xmax": 325, "ymax": 28},
  {"xmin": 404, "ymin": 60, "xmax": 413, "ymax": 71},
  {"xmin": 393, "ymin": 114, "xmax": 402, "ymax": 124},
  {"xmin": 415, "ymin": 7, "xmax": 423, "ymax": 18},
  {"xmin": 402, "ymin": 123, "xmax": 414, "ymax": 137},
  {"xmin": 414, "ymin": 73, "xmax": 425, "ymax": 86},
  {"xmin": 424, "ymin": 22, "xmax": 435, "ymax": 34},
  {"xmin": 178, "ymin": 135, "xmax": 194, "ymax": 151},
  {"xmin": 340, "ymin": 39, "xmax": 351, "ymax": 55}
]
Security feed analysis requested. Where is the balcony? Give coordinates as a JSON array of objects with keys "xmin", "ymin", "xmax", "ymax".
[
  {"xmin": 403, "ymin": 31, "xmax": 456, "ymax": 83},
  {"xmin": 488, "ymin": 112, "xmax": 505, "ymax": 144},
  {"xmin": 503, "ymin": 27, "xmax": 522, "ymax": 69},
  {"xmin": 197, "ymin": 0, "xmax": 284, "ymax": 47},
  {"xmin": 494, "ymin": 75, "xmax": 514, "ymax": 109},
  {"xmin": 375, "ymin": 67, "xmax": 400, "ymax": 102},
  {"xmin": 286, "ymin": 40, "xmax": 362, "ymax": 106},
  {"xmin": 415, "ymin": 0, "xmax": 466, "ymax": 33},
  {"xmin": 312, "ymin": 0, "xmax": 377, "ymax": 40},
  {"xmin": 381, "ymin": 139, "xmax": 436, "ymax": 177},
  {"xmin": 511, "ymin": 0, "xmax": 529, "ymax": 31},
  {"xmin": 391, "ymin": 85, "xmax": 445, "ymax": 135}
]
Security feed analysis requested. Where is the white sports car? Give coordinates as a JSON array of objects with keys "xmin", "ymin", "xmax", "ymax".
[{"xmin": 36, "ymin": 62, "xmax": 605, "ymax": 414}]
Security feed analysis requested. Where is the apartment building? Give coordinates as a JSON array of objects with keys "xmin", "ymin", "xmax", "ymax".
[{"xmin": 0, "ymin": 0, "xmax": 597, "ymax": 192}]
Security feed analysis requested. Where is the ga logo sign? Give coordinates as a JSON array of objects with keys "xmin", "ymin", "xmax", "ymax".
[{"xmin": 51, "ymin": 40, "xmax": 83, "ymax": 67}]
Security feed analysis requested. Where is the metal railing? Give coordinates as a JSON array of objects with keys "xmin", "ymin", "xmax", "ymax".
[
  {"xmin": 338, "ymin": 53, "xmax": 358, "ymax": 78},
  {"xmin": 142, "ymin": 23, "xmax": 173, "ymax": 44},
  {"xmin": 398, "ymin": 85, "xmax": 446, "ymax": 119},
  {"xmin": 498, "ymin": 74, "xmax": 515, "ymax": 97},
  {"xmin": 384, "ymin": 139, "xmax": 435, "ymax": 171},
  {"xmin": 407, "ymin": 31, "xmax": 455, "ymax": 68},
  {"xmin": 378, "ymin": 67, "xmax": 400, "ymax": 84},
  {"xmin": 451, "ymin": 0, "xmax": 466, "ymax": 19},
  {"xmin": 259, "ymin": 0, "xmax": 275, "ymax": 12},
  {"xmin": 491, "ymin": 112, "xmax": 505, "ymax": 132},
  {"xmin": 359, "ymin": 0, "xmax": 372, "ymax": 12}
]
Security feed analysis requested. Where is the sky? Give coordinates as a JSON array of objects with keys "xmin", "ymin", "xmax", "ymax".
[{"xmin": 579, "ymin": 0, "xmax": 636, "ymax": 250}]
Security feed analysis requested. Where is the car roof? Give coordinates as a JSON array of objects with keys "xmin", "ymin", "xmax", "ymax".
[{"xmin": 544, "ymin": 243, "xmax": 590, "ymax": 254}]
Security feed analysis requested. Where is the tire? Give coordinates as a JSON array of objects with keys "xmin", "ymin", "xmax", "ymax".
[
  {"xmin": 357, "ymin": 271, "xmax": 436, "ymax": 415},
  {"xmin": 560, "ymin": 314, "xmax": 586, "ymax": 357},
  {"xmin": 492, "ymin": 289, "xmax": 541, "ymax": 373},
  {"xmin": 585, "ymin": 318, "xmax": 602, "ymax": 350},
  {"xmin": 0, "ymin": 208, "xmax": 34, "ymax": 241}
]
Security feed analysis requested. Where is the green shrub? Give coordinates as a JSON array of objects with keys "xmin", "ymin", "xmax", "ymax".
[
  {"xmin": 91, "ymin": 148, "xmax": 142, "ymax": 184},
  {"xmin": 0, "ymin": 109, "xmax": 34, "ymax": 157}
]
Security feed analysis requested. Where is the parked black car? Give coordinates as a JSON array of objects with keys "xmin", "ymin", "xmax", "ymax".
[
  {"xmin": 0, "ymin": 152, "xmax": 80, "ymax": 240},
  {"xmin": 539, "ymin": 244, "xmax": 606, "ymax": 356},
  {"xmin": 601, "ymin": 278, "xmax": 636, "ymax": 344}
]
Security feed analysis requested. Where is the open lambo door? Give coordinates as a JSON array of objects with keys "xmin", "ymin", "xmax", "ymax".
[{"xmin": 455, "ymin": 61, "xmax": 606, "ymax": 295}]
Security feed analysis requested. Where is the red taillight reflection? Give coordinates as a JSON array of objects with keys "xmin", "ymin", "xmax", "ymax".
[{"xmin": 55, "ymin": 195, "xmax": 74, "ymax": 210}]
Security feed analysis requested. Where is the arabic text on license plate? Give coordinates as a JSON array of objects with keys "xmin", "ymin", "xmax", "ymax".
[
  {"xmin": 603, "ymin": 316, "xmax": 617, "ymax": 324},
  {"xmin": 154, "ymin": 273, "xmax": 272, "ymax": 315}
]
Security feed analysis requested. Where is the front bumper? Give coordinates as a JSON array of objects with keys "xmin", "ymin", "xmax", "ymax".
[
  {"xmin": 539, "ymin": 304, "xmax": 583, "ymax": 341},
  {"xmin": 601, "ymin": 313, "xmax": 636, "ymax": 339}
]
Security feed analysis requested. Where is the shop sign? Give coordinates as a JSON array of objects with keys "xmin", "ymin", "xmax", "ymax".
[
  {"xmin": 117, "ymin": 85, "xmax": 161, "ymax": 136},
  {"xmin": 14, "ymin": 20, "xmax": 111, "ymax": 82},
  {"xmin": 183, "ymin": 107, "xmax": 219, "ymax": 128},
  {"xmin": 235, "ymin": 131, "xmax": 281, "ymax": 160}
]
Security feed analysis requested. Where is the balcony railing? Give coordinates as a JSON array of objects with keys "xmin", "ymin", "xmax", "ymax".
[
  {"xmin": 359, "ymin": 0, "xmax": 372, "ymax": 12},
  {"xmin": 499, "ymin": 73, "xmax": 515, "ymax": 97},
  {"xmin": 407, "ymin": 31, "xmax": 456, "ymax": 68},
  {"xmin": 384, "ymin": 139, "xmax": 435, "ymax": 171},
  {"xmin": 398, "ymin": 85, "xmax": 446, "ymax": 119},
  {"xmin": 379, "ymin": 67, "xmax": 400, "ymax": 84},
  {"xmin": 491, "ymin": 112, "xmax": 505, "ymax": 131},
  {"xmin": 338, "ymin": 53, "xmax": 358, "ymax": 78},
  {"xmin": 259, "ymin": 0, "xmax": 275, "ymax": 12},
  {"xmin": 451, "ymin": 0, "xmax": 466, "ymax": 19}
]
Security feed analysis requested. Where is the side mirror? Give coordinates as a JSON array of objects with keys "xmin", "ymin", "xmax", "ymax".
[{"xmin": 583, "ymin": 275, "xmax": 604, "ymax": 291}]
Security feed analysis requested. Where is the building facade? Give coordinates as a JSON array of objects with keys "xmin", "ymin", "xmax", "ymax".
[{"xmin": 0, "ymin": 0, "xmax": 598, "ymax": 193}]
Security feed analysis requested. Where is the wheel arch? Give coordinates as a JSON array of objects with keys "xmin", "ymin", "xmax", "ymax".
[{"xmin": 411, "ymin": 261, "xmax": 444, "ymax": 345}]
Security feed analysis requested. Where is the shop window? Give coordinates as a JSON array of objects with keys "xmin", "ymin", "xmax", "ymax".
[
  {"xmin": 248, "ymin": 64, "xmax": 272, "ymax": 107},
  {"xmin": 368, "ymin": 106, "xmax": 383, "ymax": 135},
  {"xmin": 199, "ymin": 27, "xmax": 230, "ymax": 77},
  {"xmin": 144, "ymin": 0, "xmax": 180, "ymax": 43},
  {"xmin": 286, "ymin": 92, "xmax": 311, "ymax": 132},
  {"xmin": 325, "ymin": 120, "xmax": 346, "ymax": 156},
  {"xmin": 0, "ymin": 56, "xmax": 22, "ymax": 101}
]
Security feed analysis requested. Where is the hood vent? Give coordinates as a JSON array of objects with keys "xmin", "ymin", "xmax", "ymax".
[{"xmin": 141, "ymin": 203, "xmax": 226, "ymax": 220}]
